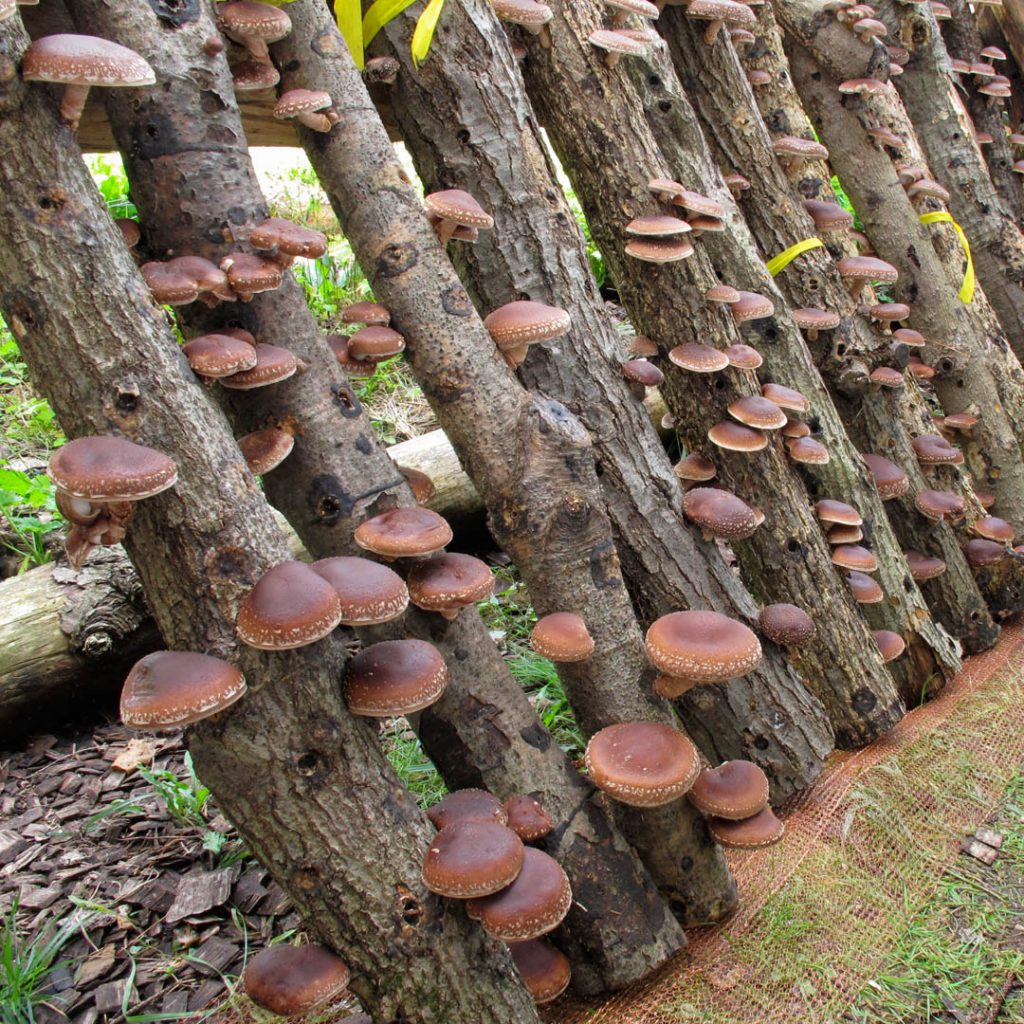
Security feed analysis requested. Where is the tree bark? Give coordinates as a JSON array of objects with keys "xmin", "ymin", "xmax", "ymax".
[
  {"xmin": 783, "ymin": 0, "xmax": 1024, "ymax": 360},
  {"xmin": 626, "ymin": 17, "xmax": 966, "ymax": 690},
  {"xmin": 270, "ymin": 0, "xmax": 737, "ymax": 924},
  {"xmin": 0, "ymin": 549, "xmax": 158, "ymax": 737},
  {"xmin": 516, "ymin": 0, "xmax": 904, "ymax": 747},
  {"xmin": 68, "ymin": 0, "xmax": 688, "ymax": 987},
  {"xmin": 648, "ymin": 7, "xmax": 1000, "ymax": 658},
  {"xmin": 785, "ymin": 37, "xmax": 1024, "ymax": 607},
  {"xmin": 374, "ymin": 0, "xmax": 833, "ymax": 796},
  {"xmin": 0, "ymin": 15, "xmax": 538, "ymax": 1022},
  {"xmin": 942, "ymin": 0, "xmax": 1024, "ymax": 223}
]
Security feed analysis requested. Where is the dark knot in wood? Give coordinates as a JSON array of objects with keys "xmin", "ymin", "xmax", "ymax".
[
  {"xmin": 440, "ymin": 284, "xmax": 474, "ymax": 317},
  {"xmin": 292, "ymin": 866, "xmax": 321, "ymax": 891},
  {"xmin": 376, "ymin": 242, "xmax": 418, "ymax": 279}
]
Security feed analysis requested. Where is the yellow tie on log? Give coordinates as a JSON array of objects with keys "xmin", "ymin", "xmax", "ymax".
[
  {"xmin": 919, "ymin": 211, "xmax": 975, "ymax": 303},
  {"xmin": 766, "ymin": 237, "xmax": 824, "ymax": 277}
]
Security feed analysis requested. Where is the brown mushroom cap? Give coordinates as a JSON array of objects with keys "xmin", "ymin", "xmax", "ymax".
[
  {"xmin": 395, "ymin": 463, "xmax": 436, "ymax": 506},
  {"xmin": 492, "ymin": 0, "xmax": 554, "ymax": 31},
  {"xmin": 688, "ymin": 760, "xmax": 769, "ymax": 820},
  {"xmin": 120, "ymin": 651, "xmax": 246, "ymax": 731},
  {"xmin": 815, "ymin": 499, "xmax": 863, "ymax": 526},
  {"xmin": 972, "ymin": 516, "xmax": 1014, "ymax": 543},
  {"xmin": 786, "ymin": 436, "xmax": 830, "ymax": 464},
  {"xmin": 407, "ymin": 552, "xmax": 494, "ymax": 618},
  {"xmin": 508, "ymin": 940, "xmax": 571, "ymax": 1005},
  {"xmin": 341, "ymin": 301, "xmax": 390, "ymax": 326},
  {"xmin": 421, "ymin": 822, "xmax": 524, "ymax": 898},
  {"xmin": 217, "ymin": 0, "xmax": 292, "ymax": 61},
  {"xmin": 310, "ymin": 556, "xmax": 410, "ymax": 625},
  {"xmin": 346, "ymin": 326, "xmax": 405, "ymax": 363},
  {"xmin": 675, "ymin": 452, "xmax": 717, "ymax": 482},
  {"xmin": 219, "ymin": 252, "xmax": 283, "ymax": 300},
  {"xmin": 782, "ymin": 418, "xmax": 811, "ymax": 439},
  {"xmin": 725, "ymin": 344, "xmax": 763, "ymax": 370},
  {"xmin": 706, "ymin": 283, "xmax": 742, "ymax": 303},
  {"xmin": 831, "ymin": 544, "xmax": 879, "ymax": 572},
  {"xmin": 646, "ymin": 610, "xmax": 762, "ymax": 681},
  {"xmin": 231, "ymin": 58, "xmax": 280, "ymax": 92},
  {"xmin": 248, "ymin": 217, "xmax": 327, "ymax": 260},
  {"xmin": 912, "ymin": 434, "xmax": 964, "ymax": 466},
  {"xmin": 237, "ymin": 427, "xmax": 295, "ymax": 476},
  {"xmin": 21, "ymin": 35, "xmax": 155, "ymax": 128},
  {"xmin": 243, "ymin": 944, "xmax": 350, "ymax": 1018},
  {"xmin": 708, "ymin": 806, "xmax": 785, "ymax": 849},
  {"xmin": 915, "ymin": 489, "xmax": 966, "ymax": 521},
  {"xmin": 683, "ymin": 486, "xmax": 760, "ymax": 539},
  {"xmin": 503, "ymin": 795, "xmax": 553, "ymax": 842},
  {"xmin": 863, "ymin": 453, "xmax": 910, "ymax": 500},
  {"xmin": 870, "ymin": 367, "xmax": 905, "ymax": 388},
  {"xmin": 220, "ymin": 343, "xmax": 297, "ymax": 389},
  {"xmin": 49, "ymin": 436, "xmax": 178, "ymax": 502},
  {"xmin": 964, "ymin": 538, "xmax": 1007, "ymax": 567},
  {"xmin": 772, "ymin": 135, "xmax": 829, "ymax": 161},
  {"xmin": 182, "ymin": 334, "xmax": 258, "ymax": 378},
  {"xmin": 236, "ymin": 561, "xmax": 343, "ymax": 650},
  {"xmin": 869, "ymin": 302, "xmax": 910, "ymax": 324},
  {"xmin": 708, "ymin": 420, "xmax": 768, "ymax": 452},
  {"xmin": 353, "ymin": 507, "xmax": 453, "ymax": 559},
  {"xmin": 761, "ymin": 382, "xmax": 809, "ymax": 413},
  {"xmin": 893, "ymin": 329, "xmax": 926, "ymax": 349},
  {"xmin": 847, "ymin": 570, "xmax": 884, "ymax": 603},
  {"xmin": 425, "ymin": 189, "xmax": 494, "ymax": 230},
  {"xmin": 484, "ymin": 301, "xmax": 571, "ymax": 351},
  {"xmin": 904, "ymin": 549, "xmax": 946, "ymax": 581},
  {"xmin": 531, "ymin": 612, "xmax": 594, "ymax": 662},
  {"xmin": 827, "ymin": 524, "xmax": 864, "ymax": 545},
  {"xmin": 728, "ymin": 395, "xmax": 788, "ymax": 430},
  {"xmin": 585, "ymin": 722, "xmax": 701, "ymax": 806},
  {"xmin": 873, "ymin": 629, "xmax": 906, "ymax": 662},
  {"xmin": 345, "ymin": 638, "xmax": 448, "ymax": 717},
  {"xmin": 758, "ymin": 603, "xmax": 816, "ymax": 646},
  {"xmin": 624, "ymin": 236, "xmax": 695, "ymax": 262},
  {"xmin": 802, "ymin": 200, "xmax": 853, "ymax": 231},
  {"xmin": 836, "ymin": 255, "xmax": 899, "ymax": 296},
  {"xmin": 427, "ymin": 789, "xmax": 508, "ymax": 830},
  {"xmin": 466, "ymin": 848, "xmax": 572, "ymax": 941},
  {"xmin": 731, "ymin": 291, "xmax": 775, "ymax": 323},
  {"xmin": 622, "ymin": 359, "xmax": 664, "ymax": 388},
  {"xmin": 625, "ymin": 214, "xmax": 692, "ymax": 237},
  {"xmin": 668, "ymin": 342, "xmax": 730, "ymax": 372}
]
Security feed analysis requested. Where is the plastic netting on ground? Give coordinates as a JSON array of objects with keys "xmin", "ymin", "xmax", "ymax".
[{"xmin": 545, "ymin": 617, "xmax": 1024, "ymax": 1024}]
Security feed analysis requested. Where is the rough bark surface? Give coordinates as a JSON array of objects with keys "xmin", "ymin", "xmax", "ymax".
[
  {"xmin": 376, "ymin": 0, "xmax": 832, "ymax": 796},
  {"xmin": 651, "ymin": 8, "xmax": 996, "ymax": 659},
  {"xmin": 271, "ymin": 0, "xmax": 737, "ymax": 924},
  {"xmin": 632, "ymin": 16, "xmax": 964, "ymax": 690},
  {"xmin": 787, "ymin": 38, "xmax": 1024, "ymax": 617},
  {"xmin": 518, "ymin": 0, "xmax": 903, "ymax": 747},
  {"xmin": 69, "ymin": 0, "xmax": 688, "ymax": 987},
  {"xmin": 943, "ymin": 0, "xmax": 1024, "ymax": 223},
  {"xmin": 0, "ymin": 15, "xmax": 539, "ymax": 1022},
  {"xmin": 0, "ymin": 550, "xmax": 158, "ymax": 737}
]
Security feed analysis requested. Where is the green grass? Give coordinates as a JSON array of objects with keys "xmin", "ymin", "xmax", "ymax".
[{"xmin": 0, "ymin": 903, "xmax": 95, "ymax": 1024}]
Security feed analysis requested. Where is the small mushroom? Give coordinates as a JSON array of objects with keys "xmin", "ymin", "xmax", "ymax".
[{"xmin": 273, "ymin": 89, "xmax": 336, "ymax": 132}]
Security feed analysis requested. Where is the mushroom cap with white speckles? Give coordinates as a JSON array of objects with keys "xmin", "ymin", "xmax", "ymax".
[
  {"xmin": 22, "ymin": 35, "xmax": 155, "ymax": 87},
  {"xmin": 645, "ymin": 610, "xmax": 762, "ymax": 681}
]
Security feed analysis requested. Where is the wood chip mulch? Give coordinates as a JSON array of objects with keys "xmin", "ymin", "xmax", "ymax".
[{"xmin": 0, "ymin": 720, "xmax": 361, "ymax": 1023}]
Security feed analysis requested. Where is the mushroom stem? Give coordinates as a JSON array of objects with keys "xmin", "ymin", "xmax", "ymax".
[
  {"xmin": 504, "ymin": 342, "xmax": 530, "ymax": 369},
  {"xmin": 704, "ymin": 19, "xmax": 724, "ymax": 44},
  {"xmin": 610, "ymin": 9, "xmax": 629, "ymax": 28},
  {"xmin": 807, "ymin": 328, "xmax": 820, "ymax": 342},
  {"xmin": 434, "ymin": 217, "xmax": 457, "ymax": 246},
  {"xmin": 297, "ymin": 110, "xmax": 335, "ymax": 132},
  {"xmin": 441, "ymin": 608, "xmax": 460, "ymax": 621},
  {"xmin": 604, "ymin": 50, "xmax": 622, "ymax": 68},
  {"xmin": 243, "ymin": 36, "xmax": 271, "ymax": 63},
  {"xmin": 58, "ymin": 83, "xmax": 91, "ymax": 129}
]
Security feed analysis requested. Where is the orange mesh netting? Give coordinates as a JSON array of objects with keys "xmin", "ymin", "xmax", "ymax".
[{"xmin": 546, "ymin": 617, "xmax": 1024, "ymax": 1024}]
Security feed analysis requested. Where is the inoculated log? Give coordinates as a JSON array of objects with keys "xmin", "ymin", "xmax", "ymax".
[
  {"xmin": 942, "ymin": 0, "xmax": 1024, "ymax": 223},
  {"xmin": 625, "ymin": 16, "xmax": 965, "ymax": 688},
  {"xmin": 0, "ymin": 14, "xmax": 538, "ymax": 1022},
  {"xmin": 650, "ymin": 6, "xmax": 999, "ymax": 657},
  {"xmin": 272, "ymin": 0, "xmax": 738, "ymax": 925},
  {"xmin": 519, "ymin": 0, "xmax": 903, "ymax": 747},
  {"xmin": 70, "ymin": 0, "xmax": 687, "ymax": 989},
  {"xmin": 375, "ymin": 0, "xmax": 832, "ymax": 796}
]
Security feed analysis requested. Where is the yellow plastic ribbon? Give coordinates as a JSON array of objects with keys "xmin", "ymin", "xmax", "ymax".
[
  {"xmin": 335, "ymin": 0, "xmax": 365, "ymax": 69},
  {"xmin": 409, "ymin": 0, "xmax": 447, "ymax": 64},
  {"xmin": 766, "ymin": 237, "xmax": 825, "ymax": 277},
  {"xmin": 918, "ymin": 211, "xmax": 975, "ymax": 303},
  {"xmin": 356, "ymin": 0, "xmax": 447, "ymax": 67}
]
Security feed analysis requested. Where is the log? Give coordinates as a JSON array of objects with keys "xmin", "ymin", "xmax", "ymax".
[
  {"xmin": 71, "ymin": 0, "xmax": 687, "ymax": 988},
  {"xmin": 377, "ymin": 0, "xmax": 832, "ymax": 799},
  {"xmin": 0, "ymin": 9, "xmax": 540, "ymax": 1017}
]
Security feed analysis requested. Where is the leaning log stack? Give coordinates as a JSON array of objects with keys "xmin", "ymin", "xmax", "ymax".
[{"xmin": 3, "ymin": 0, "xmax": 1024, "ymax": 1017}]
